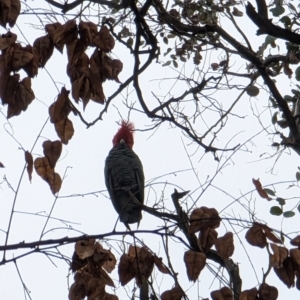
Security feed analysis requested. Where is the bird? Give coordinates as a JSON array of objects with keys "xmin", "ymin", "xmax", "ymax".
[{"xmin": 104, "ymin": 121, "xmax": 145, "ymax": 229}]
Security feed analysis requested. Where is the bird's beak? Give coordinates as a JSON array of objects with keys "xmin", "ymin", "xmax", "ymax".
[{"xmin": 120, "ymin": 139, "xmax": 125, "ymax": 144}]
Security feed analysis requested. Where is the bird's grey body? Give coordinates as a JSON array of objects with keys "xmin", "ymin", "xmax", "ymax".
[{"xmin": 104, "ymin": 141, "xmax": 144, "ymax": 225}]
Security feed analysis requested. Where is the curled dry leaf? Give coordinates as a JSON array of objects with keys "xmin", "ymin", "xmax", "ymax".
[
  {"xmin": 0, "ymin": 0, "xmax": 20, "ymax": 28},
  {"xmin": 0, "ymin": 73, "xmax": 19, "ymax": 106},
  {"xmin": 118, "ymin": 253, "xmax": 135, "ymax": 286},
  {"xmin": 24, "ymin": 150, "xmax": 33, "ymax": 182},
  {"xmin": 54, "ymin": 118, "xmax": 74, "ymax": 145},
  {"xmin": 85, "ymin": 277, "xmax": 106, "ymax": 300},
  {"xmin": 67, "ymin": 38, "xmax": 88, "ymax": 64},
  {"xmin": 215, "ymin": 232, "xmax": 234, "ymax": 260},
  {"xmin": 133, "ymin": 246, "xmax": 154, "ymax": 287},
  {"xmin": 252, "ymin": 178, "xmax": 272, "ymax": 200},
  {"xmin": 78, "ymin": 21, "xmax": 98, "ymax": 46},
  {"xmin": 71, "ymin": 74, "xmax": 91, "ymax": 108},
  {"xmin": 245, "ymin": 223, "xmax": 281, "ymax": 249},
  {"xmin": 53, "ymin": 20, "xmax": 78, "ymax": 53},
  {"xmin": 183, "ymin": 250, "xmax": 206, "ymax": 282},
  {"xmin": 161, "ymin": 286, "xmax": 183, "ymax": 300},
  {"xmin": 153, "ymin": 255, "xmax": 171, "ymax": 274},
  {"xmin": 34, "ymin": 157, "xmax": 62, "ymax": 194},
  {"xmin": 33, "ymin": 35, "xmax": 54, "ymax": 67},
  {"xmin": 7, "ymin": 76, "xmax": 35, "ymax": 118},
  {"xmin": 0, "ymin": 162, "xmax": 4, "ymax": 168},
  {"xmin": 259, "ymin": 280, "xmax": 280, "ymax": 298},
  {"xmin": 103, "ymin": 293, "xmax": 119, "ymax": 300},
  {"xmin": 197, "ymin": 228, "xmax": 218, "ymax": 253},
  {"xmin": 270, "ymin": 243, "xmax": 288, "ymax": 268},
  {"xmin": 42, "ymin": 140, "xmax": 62, "ymax": 169},
  {"xmin": 94, "ymin": 25, "xmax": 115, "ymax": 52},
  {"xmin": 102, "ymin": 251, "xmax": 117, "ymax": 273},
  {"xmin": 273, "ymin": 257, "xmax": 295, "ymax": 288},
  {"xmin": 290, "ymin": 235, "xmax": 300, "ymax": 247},
  {"xmin": 67, "ymin": 52, "xmax": 89, "ymax": 83},
  {"xmin": 189, "ymin": 206, "xmax": 220, "ymax": 234},
  {"xmin": 70, "ymin": 250, "xmax": 87, "ymax": 272},
  {"xmin": 0, "ymin": 32, "xmax": 17, "ymax": 50},
  {"xmin": 290, "ymin": 248, "xmax": 300, "ymax": 271},
  {"xmin": 24, "ymin": 45, "xmax": 39, "ymax": 77},
  {"xmin": 239, "ymin": 287, "xmax": 258, "ymax": 300},
  {"xmin": 49, "ymin": 87, "xmax": 72, "ymax": 123},
  {"xmin": 245, "ymin": 224, "xmax": 267, "ymax": 248},
  {"xmin": 211, "ymin": 287, "xmax": 232, "ymax": 300},
  {"xmin": 128, "ymin": 245, "xmax": 141, "ymax": 258},
  {"xmin": 99, "ymin": 267, "xmax": 115, "ymax": 287},
  {"xmin": 75, "ymin": 239, "xmax": 95, "ymax": 260},
  {"xmin": 68, "ymin": 273, "xmax": 86, "ymax": 300}
]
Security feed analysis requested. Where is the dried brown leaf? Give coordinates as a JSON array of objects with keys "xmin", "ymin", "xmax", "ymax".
[
  {"xmin": 215, "ymin": 232, "xmax": 234, "ymax": 260},
  {"xmin": 75, "ymin": 239, "xmax": 95, "ymax": 260},
  {"xmin": 290, "ymin": 235, "xmax": 300, "ymax": 247},
  {"xmin": 70, "ymin": 250, "xmax": 87, "ymax": 272},
  {"xmin": 103, "ymin": 293, "xmax": 118, "ymax": 300},
  {"xmin": 161, "ymin": 286, "xmax": 183, "ymax": 300},
  {"xmin": 34, "ymin": 157, "xmax": 62, "ymax": 194},
  {"xmin": 252, "ymin": 178, "xmax": 272, "ymax": 200},
  {"xmin": 54, "ymin": 118, "xmax": 74, "ymax": 145},
  {"xmin": 0, "ymin": 73, "xmax": 19, "ymax": 106},
  {"xmin": 42, "ymin": 140, "xmax": 62, "ymax": 169},
  {"xmin": 153, "ymin": 255, "xmax": 171, "ymax": 274},
  {"xmin": 273, "ymin": 257, "xmax": 295, "ymax": 288},
  {"xmin": 20, "ymin": 45, "xmax": 39, "ymax": 77},
  {"xmin": 68, "ymin": 273, "xmax": 86, "ymax": 300},
  {"xmin": 34, "ymin": 157, "xmax": 52, "ymax": 180},
  {"xmin": 53, "ymin": 20, "xmax": 78, "ymax": 53},
  {"xmin": 8, "ymin": 0, "xmax": 20, "ymax": 27},
  {"xmin": 94, "ymin": 25, "xmax": 115, "ymax": 52},
  {"xmin": 261, "ymin": 225, "xmax": 282, "ymax": 244},
  {"xmin": 0, "ymin": 32, "xmax": 17, "ymax": 50},
  {"xmin": 134, "ymin": 246, "xmax": 154, "ymax": 287},
  {"xmin": 239, "ymin": 287, "xmax": 258, "ymax": 300},
  {"xmin": 85, "ymin": 277, "xmax": 105, "ymax": 300},
  {"xmin": 189, "ymin": 207, "xmax": 220, "ymax": 234},
  {"xmin": 67, "ymin": 38, "xmax": 87, "ymax": 64},
  {"xmin": 258, "ymin": 283, "xmax": 278, "ymax": 300},
  {"xmin": 198, "ymin": 228, "xmax": 218, "ymax": 253},
  {"xmin": 25, "ymin": 150, "xmax": 33, "ymax": 182},
  {"xmin": 67, "ymin": 52, "xmax": 89, "ymax": 82},
  {"xmin": 49, "ymin": 87, "xmax": 72, "ymax": 123},
  {"xmin": 102, "ymin": 251, "xmax": 116, "ymax": 273},
  {"xmin": 0, "ymin": 162, "xmax": 4, "ymax": 168},
  {"xmin": 290, "ymin": 248, "xmax": 300, "ymax": 272},
  {"xmin": 118, "ymin": 253, "xmax": 135, "ymax": 286},
  {"xmin": 183, "ymin": 250, "xmax": 206, "ymax": 282},
  {"xmin": 33, "ymin": 35, "xmax": 54, "ymax": 68},
  {"xmin": 245, "ymin": 224, "xmax": 267, "ymax": 248},
  {"xmin": 99, "ymin": 267, "xmax": 115, "ymax": 287},
  {"xmin": 211, "ymin": 287, "xmax": 232, "ymax": 300},
  {"xmin": 270, "ymin": 244, "xmax": 288, "ymax": 268},
  {"xmin": 79, "ymin": 21, "xmax": 98, "ymax": 46}
]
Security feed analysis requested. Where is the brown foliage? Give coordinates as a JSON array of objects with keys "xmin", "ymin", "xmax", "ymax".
[
  {"xmin": 183, "ymin": 250, "xmax": 206, "ymax": 282},
  {"xmin": 273, "ymin": 257, "xmax": 295, "ymax": 288},
  {"xmin": 69, "ymin": 240, "xmax": 117, "ymax": 300},
  {"xmin": 198, "ymin": 228, "xmax": 218, "ymax": 253},
  {"xmin": 24, "ymin": 151, "xmax": 33, "ymax": 182},
  {"xmin": 245, "ymin": 223, "xmax": 281, "ymax": 249},
  {"xmin": 0, "ymin": 0, "xmax": 20, "ymax": 28},
  {"xmin": 258, "ymin": 283, "xmax": 278, "ymax": 300},
  {"xmin": 252, "ymin": 178, "xmax": 272, "ymax": 200},
  {"xmin": 290, "ymin": 235, "xmax": 300, "ymax": 247},
  {"xmin": 161, "ymin": 286, "xmax": 183, "ymax": 300},
  {"xmin": 239, "ymin": 287, "xmax": 258, "ymax": 300},
  {"xmin": 211, "ymin": 286, "xmax": 232, "ymax": 300},
  {"xmin": 215, "ymin": 232, "xmax": 234, "ymax": 260},
  {"xmin": 42, "ymin": 140, "xmax": 62, "ymax": 169},
  {"xmin": 34, "ymin": 156, "xmax": 62, "ymax": 194},
  {"xmin": 189, "ymin": 206, "xmax": 220, "ymax": 234},
  {"xmin": 33, "ymin": 35, "xmax": 54, "ymax": 68}
]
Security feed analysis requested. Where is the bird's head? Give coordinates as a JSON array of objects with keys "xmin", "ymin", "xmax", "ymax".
[{"xmin": 112, "ymin": 120, "xmax": 135, "ymax": 149}]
